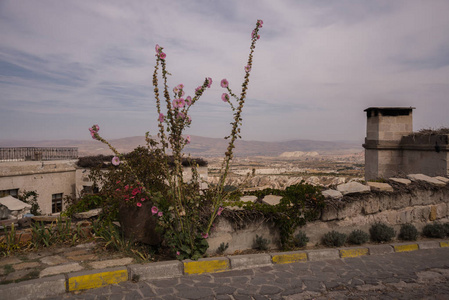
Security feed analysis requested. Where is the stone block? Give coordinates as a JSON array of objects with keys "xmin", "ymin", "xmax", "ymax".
[
  {"xmin": 0, "ymin": 275, "xmax": 66, "ymax": 300},
  {"xmin": 436, "ymin": 203, "xmax": 448, "ymax": 219},
  {"xmin": 262, "ymin": 195, "xmax": 282, "ymax": 206},
  {"xmin": 337, "ymin": 201, "xmax": 362, "ymax": 219},
  {"xmin": 367, "ymin": 182, "xmax": 394, "ymax": 192},
  {"xmin": 407, "ymin": 174, "xmax": 446, "ymax": 187},
  {"xmin": 418, "ymin": 241, "xmax": 441, "ymax": 249},
  {"xmin": 321, "ymin": 205, "xmax": 338, "ymax": 221},
  {"xmin": 337, "ymin": 182, "xmax": 371, "ymax": 195},
  {"xmin": 229, "ymin": 253, "xmax": 272, "ymax": 269},
  {"xmin": 435, "ymin": 176, "xmax": 449, "ymax": 183},
  {"xmin": 397, "ymin": 207, "xmax": 413, "ymax": 224},
  {"xmin": 73, "ymin": 208, "xmax": 102, "ymax": 219},
  {"xmin": 13, "ymin": 262, "xmax": 40, "ymax": 271},
  {"xmin": 240, "ymin": 195, "xmax": 258, "ymax": 203},
  {"xmin": 368, "ymin": 244, "xmax": 394, "ymax": 255},
  {"xmin": 183, "ymin": 257, "xmax": 230, "ymax": 275},
  {"xmin": 362, "ymin": 196, "xmax": 380, "ymax": 214},
  {"xmin": 412, "ymin": 206, "xmax": 432, "ymax": 222},
  {"xmin": 271, "ymin": 251, "xmax": 308, "ymax": 264},
  {"xmin": 40, "ymin": 262, "xmax": 83, "ymax": 278},
  {"xmin": 89, "ymin": 257, "xmax": 134, "ymax": 269},
  {"xmin": 307, "ymin": 249, "xmax": 339, "ymax": 261},
  {"xmin": 322, "ymin": 189, "xmax": 343, "ymax": 199},
  {"xmin": 128, "ymin": 260, "xmax": 183, "ymax": 281},
  {"xmin": 67, "ymin": 267, "xmax": 128, "ymax": 292},
  {"xmin": 389, "ymin": 178, "xmax": 411, "ymax": 185},
  {"xmin": 430, "ymin": 205, "xmax": 437, "ymax": 221}
]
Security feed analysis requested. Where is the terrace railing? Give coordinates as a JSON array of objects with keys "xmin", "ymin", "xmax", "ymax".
[{"xmin": 0, "ymin": 147, "xmax": 78, "ymax": 162}]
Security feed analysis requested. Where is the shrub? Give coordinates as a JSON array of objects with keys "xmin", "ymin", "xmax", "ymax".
[
  {"xmin": 254, "ymin": 235, "xmax": 270, "ymax": 251},
  {"xmin": 443, "ymin": 223, "xmax": 449, "ymax": 237},
  {"xmin": 347, "ymin": 230, "xmax": 370, "ymax": 245},
  {"xmin": 422, "ymin": 223, "xmax": 446, "ymax": 238},
  {"xmin": 322, "ymin": 231, "xmax": 347, "ymax": 247},
  {"xmin": 294, "ymin": 231, "xmax": 309, "ymax": 248},
  {"xmin": 399, "ymin": 224, "xmax": 419, "ymax": 241},
  {"xmin": 369, "ymin": 222, "xmax": 395, "ymax": 243}
]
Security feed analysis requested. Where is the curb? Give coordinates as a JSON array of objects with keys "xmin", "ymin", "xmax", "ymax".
[{"xmin": 1, "ymin": 240, "xmax": 448, "ymax": 299}]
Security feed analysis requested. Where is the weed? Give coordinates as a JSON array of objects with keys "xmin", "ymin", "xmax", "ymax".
[
  {"xmin": 369, "ymin": 222, "xmax": 395, "ymax": 243},
  {"xmin": 399, "ymin": 224, "xmax": 419, "ymax": 241},
  {"xmin": 216, "ymin": 242, "xmax": 229, "ymax": 255},
  {"xmin": 347, "ymin": 230, "xmax": 370, "ymax": 245},
  {"xmin": 293, "ymin": 231, "xmax": 309, "ymax": 248},
  {"xmin": 253, "ymin": 235, "xmax": 270, "ymax": 251},
  {"xmin": 321, "ymin": 231, "xmax": 347, "ymax": 247}
]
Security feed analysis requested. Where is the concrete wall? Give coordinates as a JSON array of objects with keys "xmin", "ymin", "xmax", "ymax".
[{"xmin": 208, "ymin": 183, "xmax": 449, "ymax": 254}]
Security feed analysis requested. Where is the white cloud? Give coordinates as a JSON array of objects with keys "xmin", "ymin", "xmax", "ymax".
[{"xmin": 0, "ymin": 0, "xmax": 448, "ymax": 142}]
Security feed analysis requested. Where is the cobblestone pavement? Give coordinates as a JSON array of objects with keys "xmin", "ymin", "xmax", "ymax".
[{"xmin": 52, "ymin": 247, "xmax": 449, "ymax": 300}]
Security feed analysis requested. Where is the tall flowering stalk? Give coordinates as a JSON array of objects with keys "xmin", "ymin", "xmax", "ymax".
[{"xmin": 90, "ymin": 20, "xmax": 263, "ymax": 260}]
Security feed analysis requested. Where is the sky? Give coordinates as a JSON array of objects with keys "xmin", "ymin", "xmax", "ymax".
[{"xmin": 1, "ymin": 0, "xmax": 449, "ymax": 143}]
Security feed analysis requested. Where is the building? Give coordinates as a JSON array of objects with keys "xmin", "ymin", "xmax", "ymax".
[
  {"xmin": 363, "ymin": 107, "xmax": 449, "ymax": 180},
  {"xmin": 0, "ymin": 147, "xmax": 90, "ymax": 216}
]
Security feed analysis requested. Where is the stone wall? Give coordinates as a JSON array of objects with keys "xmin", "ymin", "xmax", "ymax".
[{"xmin": 207, "ymin": 175, "xmax": 449, "ymax": 254}]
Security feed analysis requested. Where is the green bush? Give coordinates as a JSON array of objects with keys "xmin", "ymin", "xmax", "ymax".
[
  {"xmin": 253, "ymin": 235, "xmax": 270, "ymax": 251},
  {"xmin": 443, "ymin": 223, "xmax": 449, "ymax": 237},
  {"xmin": 347, "ymin": 230, "xmax": 370, "ymax": 245},
  {"xmin": 399, "ymin": 224, "xmax": 419, "ymax": 241},
  {"xmin": 322, "ymin": 231, "xmax": 347, "ymax": 247},
  {"xmin": 294, "ymin": 231, "xmax": 309, "ymax": 248},
  {"xmin": 422, "ymin": 223, "xmax": 446, "ymax": 238},
  {"xmin": 369, "ymin": 222, "xmax": 395, "ymax": 243}
]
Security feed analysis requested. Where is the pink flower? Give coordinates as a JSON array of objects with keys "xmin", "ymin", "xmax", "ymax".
[
  {"xmin": 176, "ymin": 251, "xmax": 180, "ymax": 256},
  {"xmin": 158, "ymin": 211, "xmax": 163, "ymax": 217},
  {"xmin": 158, "ymin": 113, "xmax": 165, "ymax": 123},
  {"xmin": 217, "ymin": 207, "xmax": 224, "ymax": 216},
  {"xmin": 185, "ymin": 135, "xmax": 191, "ymax": 144},
  {"xmin": 90, "ymin": 132, "xmax": 97, "ymax": 140},
  {"xmin": 178, "ymin": 98, "xmax": 185, "ymax": 108},
  {"xmin": 136, "ymin": 202, "xmax": 142, "ymax": 207},
  {"xmin": 206, "ymin": 77, "xmax": 212, "ymax": 88},
  {"xmin": 201, "ymin": 233, "xmax": 209, "ymax": 239},
  {"xmin": 124, "ymin": 185, "xmax": 129, "ymax": 191},
  {"xmin": 160, "ymin": 52, "xmax": 166, "ymax": 59},
  {"xmin": 172, "ymin": 99, "xmax": 179, "ymax": 108},
  {"xmin": 187, "ymin": 115, "xmax": 192, "ymax": 123},
  {"xmin": 220, "ymin": 79, "xmax": 229, "ymax": 88},
  {"xmin": 245, "ymin": 65, "xmax": 251, "ymax": 72},
  {"xmin": 177, "ymin": 112, "xmax": 185, "ymax": 119},
  {"xmin": 257, "ymin": 19, "xmax": 263, "ymax": 28},
  {"xmin": 92, "ymin": 124, "xmax": 99, "ymax": 132},
  {"xmin": 112, "ymin": 156, "xmax": 120, "ymax": 166},
  {"xmin": 151, "ymin": 206, "xmax": 158, "ymax": 215},
  {"xmin": 176, "ymin": 83, "xmax": 184, "ymax": 90},
  {"xmin": 132, "ymin": 188, "xmax": 140, "ymax": 196},
  {"xmin": 221, "ymin": 93, "xmax": 229, "ymax": 102},
  {"xmin": 195, "ymin": 86, "xmax": 202, "ymax": 95},
  {"xmin": 185, "ymin": 96, "xmax": 192, "ymax": 106},
  {"xmin": 141, "ymin": 197, "xmax": 146, "ymax": 202}
]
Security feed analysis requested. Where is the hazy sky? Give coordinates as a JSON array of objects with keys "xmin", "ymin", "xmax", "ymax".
[{"xmin": 1, "ymin": 0, "xmax": 448, "ymax": 143}]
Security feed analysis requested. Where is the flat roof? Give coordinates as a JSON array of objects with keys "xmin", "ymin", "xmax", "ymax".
[{"xmin": 364, "ymin": 107, "xmax": 415, "ymax": 112}]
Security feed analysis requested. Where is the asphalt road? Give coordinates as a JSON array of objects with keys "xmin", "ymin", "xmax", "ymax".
[{"xmin": 52, "ymin": 247, "xmax": 449, "ymax": 300}]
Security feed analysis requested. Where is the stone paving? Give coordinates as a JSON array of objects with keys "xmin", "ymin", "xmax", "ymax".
[
  {"xmin": 48, "ymin": 247, "xmax": 449, "ymax": 300},
  {"xmin": 0, "ymin": 242, "xmax": 134, "ymax": 284}
]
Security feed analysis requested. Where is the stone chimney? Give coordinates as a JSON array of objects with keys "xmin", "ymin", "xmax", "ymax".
[{"xmin": 363, "ymin": 107, "xmax": 415, "ymax": 180}]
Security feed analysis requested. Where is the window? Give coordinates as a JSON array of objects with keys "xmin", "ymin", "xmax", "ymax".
[
  {"xmin": 52, "ymin": 193, "xmax": 63, "ymax": 213},
  {"xmin": 0, "ymin": 189, "xmax": 19, "ymax": 198}
]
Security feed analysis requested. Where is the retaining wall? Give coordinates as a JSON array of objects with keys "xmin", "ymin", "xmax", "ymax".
[{"xmin": 208, "ymin": 182, "xmax": 449, "ymax": 254}]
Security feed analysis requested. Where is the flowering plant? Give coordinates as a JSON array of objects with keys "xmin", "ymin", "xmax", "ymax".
[{"xmin": 89, "ymin": 20, "xmax": 263, "ymax": 259}]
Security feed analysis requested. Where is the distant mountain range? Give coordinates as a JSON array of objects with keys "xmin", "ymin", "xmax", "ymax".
[{"xmin": 0, "ymin": 136, "xmax": 363, "ymax": 157}]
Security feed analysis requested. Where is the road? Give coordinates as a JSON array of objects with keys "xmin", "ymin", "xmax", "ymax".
[{"xmin": 53, "ymin": 247, "xmax": 449, "ymax": 299}]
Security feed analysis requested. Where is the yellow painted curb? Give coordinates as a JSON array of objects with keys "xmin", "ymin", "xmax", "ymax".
[
  {"xmin": 394, "ymin": 244, "xmax": 419, "ymax": 252},
  {"xmin": 272, "ymin": 252, "xmax": 307, "ymax": 264},
  {"xmin": 183, "ymin": 259, "xmax": 229, "ymax": 275},
  {"xmin": 68, "ymin": 269, "xmax": 128, "ymax": 291},
  {"xmin": 340, "ymin": 248, "xmax": 369, "ymax": 258},
  {"xmin": 440, "ymin": 241, "xmax": 449, "ymax": 248}
]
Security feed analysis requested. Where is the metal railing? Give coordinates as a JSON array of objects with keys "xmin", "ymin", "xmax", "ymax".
[{"xmin": 0, "ymin": 147, "xmax": 78, "ymax": 162}]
